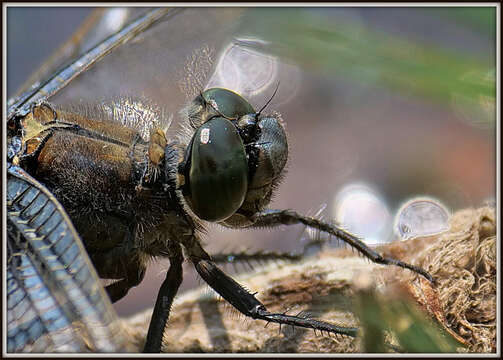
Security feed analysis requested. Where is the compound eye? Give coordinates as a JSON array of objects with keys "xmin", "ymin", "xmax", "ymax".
[
  {"xmin": 187, "ymin": 117, "xmax": 248, "ymax": 221},
  {"xmin": 202, "ymin": 88, "xmax": 255, "ymax": 119}
]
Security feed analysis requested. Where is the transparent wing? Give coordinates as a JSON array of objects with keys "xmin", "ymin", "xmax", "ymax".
[
  {"xmin": 11, "ymin": 8, "xmax": 158, "ymax": 99},
  {"xmin": 51, "ymin": 9, "xmax": 247, "ymax": 109},
  {"xmin": 7, "ymin": 165, "xmax": 133, "ymax": 352},
  {"xmin": 7, "ymin": 8, "xmax": 174, "ymax": 120}
]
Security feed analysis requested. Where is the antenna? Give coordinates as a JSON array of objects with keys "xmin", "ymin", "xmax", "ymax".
[{"xmin": 257, "ymin": 82, "xmax": 280, "ymax": 117}]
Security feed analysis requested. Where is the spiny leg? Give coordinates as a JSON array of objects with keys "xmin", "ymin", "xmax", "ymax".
[
  {"xmin": 210, "ymin": 237, "xmax": 330, "ymax": 271},
  {"xmin": 105, "ymin": 265, "xmax": 145, "ymax": 303},
  {"xmin": 193, "ymin": 258, "xmax": 358, "ymax": 337},
  {"xmin": 211, "ymin": 249, "xmax": 302, "ymax": 269},
  {"xmin": 250, "ymin": 209, "xmax": 435, "ymax": 283},
  {"xmin": 143, "ymin": 246, "xmax": 184, "ymax": 353}
]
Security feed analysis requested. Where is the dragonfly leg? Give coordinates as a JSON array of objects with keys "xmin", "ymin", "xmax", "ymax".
[
  {"xmin": 210, "ymin": 236, "xmax": 341, "ymax": 269},
  {"xmin": 250, "ymin": 209, "xmax": 435, "ymax": 283},
  {"xmin": 182, "ymin": 233, "xmax": 357, "ymax": 340},
  {"xmin": 143, "ymin": 246, "xmax": 184, "ymax": 353},
  {"xmin": 193, "ymin": 259, "xmax": 358, "ymax": 337},
  {"xmin": 104, "ymin": 261, "xmax": 146, "ymax": 303},
  {"xmin": 210, "ymin": 249, "xmax": 302, "ymax": 268}
]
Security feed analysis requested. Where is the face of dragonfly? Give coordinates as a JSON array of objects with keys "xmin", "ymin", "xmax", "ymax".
[{"xmin": 8, "ymin": 6, "xmax": 495, "ymax": 320}]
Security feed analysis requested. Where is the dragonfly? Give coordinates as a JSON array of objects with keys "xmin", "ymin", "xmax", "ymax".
[{"xmin": 6, "ymin": 7, "xmax": 436, "ymax": 353}]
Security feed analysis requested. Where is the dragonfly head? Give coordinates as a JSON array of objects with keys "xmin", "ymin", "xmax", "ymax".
[{"xmin": 179, "ymin": 88, "xmax": 288, "ymax": 225}]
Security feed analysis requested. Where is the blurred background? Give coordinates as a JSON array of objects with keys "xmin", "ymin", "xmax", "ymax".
[{"xmin": 6, "ymin": 7, "xmax": 497, "ymax": 317}]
